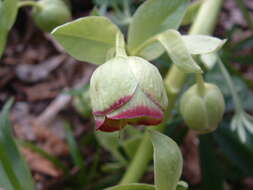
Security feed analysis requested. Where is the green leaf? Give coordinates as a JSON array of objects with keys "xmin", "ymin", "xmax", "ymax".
[
  {"xmin": 214, "ymin": 123, "xmax": 253, "ymax": 176},
  {"xmin": 135, "ymin": 41, "xmax": 165, "ymax": 61},
  {"xmin": 157, "ymin": 29, "xmax": 202, "ymax": 73},
  {"xmin": 127, "ymin": 0, "xmax": 188, "ymax": 59},
  {"xmin": 64, "ymin": 122, "xmax": 84, "ymax": 168},
  {"xmin": 64, "ymin": 121, "xmax": 87, "ymax": 187},
  {"xmin": 105, "ymin": 183, "xmax": 155, "ymax": 190},
  {"xmin": 51, "ymin": 16, "xmax": 121, "ymax": 65},
  {"xmin": 199, "ymin": 135, "xmax": 224, "ymax": 190},
  {"xmin": 0, "ymin": 99, "xmax": 35, "ymax": 190},
  {"xmin": 0, "ymin": 0, "xmax": 18, "ymax": 30},
  {"xmin": 181, "ymin": 0, "xmax": 203, "ymax": 25},
  {"xmin": 181, "ymin": 35, "xmax": 226, "ymax": 54},
  {"xmin": 0, "ymin": 0, "xmax": 18, "ymax": 57},
  {"xmin": 149, "ymin": 130, "xmax": 183, "ymax": 190},
  {"xmin": 231, "ymin": 112, "xmax": 253, "ymax": 151}
]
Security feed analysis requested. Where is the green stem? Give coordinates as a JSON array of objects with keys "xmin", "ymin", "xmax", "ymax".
[
  {"xmin": 189, "ymin": 0, "xmax": 223, "ymax": 35},
  {"xmin": 234, "ymin": 0, "xmax": 253, "ymax": 32},
  {"xmin": 196, "ymin": 74, "xmax": 206, "ymax": 96},
  {"xmin": 115, "ymin": 32, "xmax": 127, "ymax": 57},
  {"xmin": 18, "ymin": 1, "xmax": 42, "ymax": 10},
  {"xmin": 217, "ymin": 57, "xmax": 244, "ymax": 114},
  {"xmin": 119, "ymin": 0, "xmax": 224, "ymax": 184}
]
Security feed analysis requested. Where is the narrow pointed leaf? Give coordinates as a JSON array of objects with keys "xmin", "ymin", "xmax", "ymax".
[
  {"xmin": 127, "ymin": 0, "xmax": 188, "ymax": 59},
  {"xmin": 0, "ymin": 99, "xmax": 35, "ymax": 190},
  {"xmin": 149, "ymin": 130, "xmax": 183, "ymax": 190},
  {"xmin": 157, "ymin": 30, "xmax": 202, "ymax": 73},
  {"xmin": 64, "ymin": 122, "xmax": 84, "ymax": 168},
  {"xmin": 52, "ymin": 16, "xmax": 121, "ymax": 65}
]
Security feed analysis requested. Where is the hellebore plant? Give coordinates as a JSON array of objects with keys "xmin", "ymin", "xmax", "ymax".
[
  {"xmin": 51, "ymin": 0, "xmax": 227, "ymax": 189},
  {"xmin": 0, "ymin": 0, "xmax": 233, "ymax": 189},
  {"xmin": 52, "ymin": 18, "xmax": 225, "ymax": 133}
]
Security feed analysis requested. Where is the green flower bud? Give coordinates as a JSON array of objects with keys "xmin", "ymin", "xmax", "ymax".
[
  {"xmin": 90, "ymin": 56, "xmax": 168, "ymax": 132},
  {"xmin": 180, "ymin": 83, "xmax": 225, "ymax": 134},
  {"xmin": 32, "ymin": 0, "xmax": 71, "ymax": 32}
]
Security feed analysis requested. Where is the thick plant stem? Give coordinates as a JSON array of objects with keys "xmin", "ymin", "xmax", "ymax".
[
  {"xmin": 189, "ymin": 0, "xmax": 223, "ymax": 35},
  {"xmin": 119, "ymin": 0, "xmax": 224, "ymax": 184}
]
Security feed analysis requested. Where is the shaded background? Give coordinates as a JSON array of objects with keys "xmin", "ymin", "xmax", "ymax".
[{"xmin": 0, "ymin": 0, "xmax": 253, "ymax": 190}]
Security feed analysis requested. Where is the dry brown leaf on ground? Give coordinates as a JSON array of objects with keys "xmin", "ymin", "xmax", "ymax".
[
  {"xmin": 15, "ymin": 55, "xmax": 67, "ymax": 83},
  {"xmin": 32, "ymin": 124, "xmax": 69, "ymax": 156},
  {"xmin": 21, "ymin": 147, "xmax": 63, "ymax": 177}
]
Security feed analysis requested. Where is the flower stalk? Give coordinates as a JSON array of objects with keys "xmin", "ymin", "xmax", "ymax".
[
  {"xmin": 119, "ymin": 0, "xmax": 224, "ymax": 184},
  {"xmin": 196, "ymin": 74, "xmax": 206, "ymax": 96}
]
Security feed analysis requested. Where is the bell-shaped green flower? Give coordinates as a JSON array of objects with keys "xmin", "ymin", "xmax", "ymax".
[
  {"xmin": 180, "ymin": 83, "xmax": 225, "ymax": 134},
  {"xmin": 32, "ymin": 0, "xmax": 71, "ymax": 32},
  {"xmin": 90, "ymin": 56, "xmax": 168, "ymax": 132}
]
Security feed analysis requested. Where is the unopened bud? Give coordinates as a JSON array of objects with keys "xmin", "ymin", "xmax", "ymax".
[
  {"xmin": 180, "ymin": 83, "xmax": 225, "ymax": 134},
  {"xmin": 90, "ymin": 56, "xmax": 168, "ymax": 132},
  {"xmin": 32, "ymin": 0, "xmax": 71, "ymax": 32}
]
